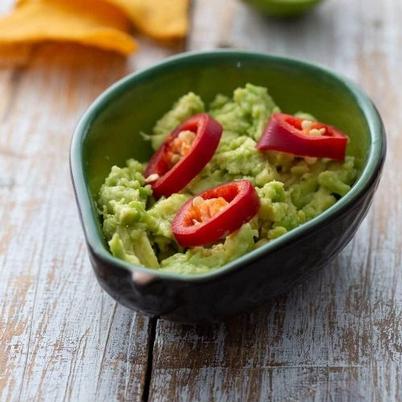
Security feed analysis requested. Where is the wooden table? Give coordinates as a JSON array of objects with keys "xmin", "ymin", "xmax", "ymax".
[{"xmin": 1, "ymin": 0, "xmax": 401, "ymax": 400}]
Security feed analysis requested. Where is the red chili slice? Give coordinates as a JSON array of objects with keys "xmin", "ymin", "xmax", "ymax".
[
  {"xmin": 172, "ymin": 180, "xmax": 260, "ymax": 248},
  {"xmin": 145, "ymin": 113, "xmax": 223, "ymax": 198},
  {"xmin": 257, "ymin": 113, "xmax": 348, "ymax": 160}
]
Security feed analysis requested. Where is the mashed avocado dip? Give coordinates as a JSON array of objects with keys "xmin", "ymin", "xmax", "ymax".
[{"xmin": 98, "ymin": 84, "xmax": 357, "ymax": 275}]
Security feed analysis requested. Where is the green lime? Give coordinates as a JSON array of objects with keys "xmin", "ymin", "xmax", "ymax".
[{"xmin": 243, "ymin": 0, "xmax": 324, "ymax": 17}]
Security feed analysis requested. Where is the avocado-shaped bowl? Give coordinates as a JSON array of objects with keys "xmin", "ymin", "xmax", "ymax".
[{"xmin": 70, "ymin": 51, "xmax": 385, "ymax": 322}]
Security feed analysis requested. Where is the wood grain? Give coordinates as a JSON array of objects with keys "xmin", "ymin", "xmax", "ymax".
[
  {"xmin": 0, "ymin": 20, "xmax": 179, "ymax": 401},
  {"xmin": 1, "ymin": 0, "xmax": 401, "ymax": 401},
  {"xmin": 148, "ymin": 0, "xmax": 402, "ymax": 401}
]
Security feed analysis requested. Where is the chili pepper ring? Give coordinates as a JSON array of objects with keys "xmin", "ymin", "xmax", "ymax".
[
  {"xmin": 257, "ymin": 113, "xmax": 348, "ymax": 160},
  {"xmin": 172, "ymin": 180, "xmax": 260, "ymax": 248},
  {"xmin": 145, "ymin": 113, "xmax": 223, "ymax": 198}
]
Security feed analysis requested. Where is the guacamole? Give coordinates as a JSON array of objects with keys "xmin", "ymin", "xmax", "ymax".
[{"xmin": 98, "ymin": 84, "xmax": 357, "ymax": 275}]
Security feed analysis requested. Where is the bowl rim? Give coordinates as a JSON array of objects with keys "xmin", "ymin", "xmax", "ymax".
[{"xmin": 70, "ymin": 50, "xmax": 386, "ymax": 283}]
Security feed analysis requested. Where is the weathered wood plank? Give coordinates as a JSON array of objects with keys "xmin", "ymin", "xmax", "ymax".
[
  {"xmin": 0, "ymin": 30, "xmax": 178, "ymax": 402},
  {"xmin": 148, "ymin": 0, "xmax": 402, "ymax": 401},
  {"xmin": 1, "ymin": 0, "xmax": 401, "ymax": 400},
  {"xmin": 0, "ymin": 0, "xmax": 14, "ymax": 13}
]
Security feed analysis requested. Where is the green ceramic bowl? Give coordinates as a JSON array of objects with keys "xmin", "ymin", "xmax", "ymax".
[
  {"xmin": 70, "ymin": 51, "xmax": 385, "ymax": 322},
  {"xmin": 243, "ymin": 0, "xmax": 324, "ymax": 17}
]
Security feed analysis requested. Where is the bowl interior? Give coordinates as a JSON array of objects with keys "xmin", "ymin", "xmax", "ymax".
[{"xmin": 76, "ymin": 52, "xmax": 377, "ymax": 272}]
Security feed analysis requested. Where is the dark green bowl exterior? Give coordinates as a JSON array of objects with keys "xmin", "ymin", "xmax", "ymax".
[{"xmin": 70, "ymin": 51, "xmax": 386, "ymax": 322}]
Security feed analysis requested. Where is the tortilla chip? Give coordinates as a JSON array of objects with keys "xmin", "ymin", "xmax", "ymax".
[
  {"xmin": 106, "ymin": 0, "xmax": 189, "ymax": 41},
  {"xmin": 15, "ymin": 0, "xmax": 189, "ymax": 41},
  {"xmin": 0, "ymin": 44, "xmax": 32, "ymax": 67},
  {"xmin": 0, "ymin": 0, "xmax": 137, "ymax": 55}
]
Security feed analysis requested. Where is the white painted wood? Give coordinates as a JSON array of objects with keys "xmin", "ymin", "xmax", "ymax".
[
  {"xmin": 148, "ymin": 0, "xmax": 402, "ymax": 401},
  {"xmin": 1, "ymin": 0, "xmax": 401, "ymax": 400},
  {"xmin": 0, "ymin": 0, "xmax": 14, "ymax": 14},
  {"xmin": 0, "ymin": 38, "xmax": 177, "ymax": 402}
]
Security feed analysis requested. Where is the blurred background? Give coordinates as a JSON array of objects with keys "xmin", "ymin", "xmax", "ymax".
[{"xmin": 0, "ymin": 1, "xmax": 401, "ymax": 401}]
